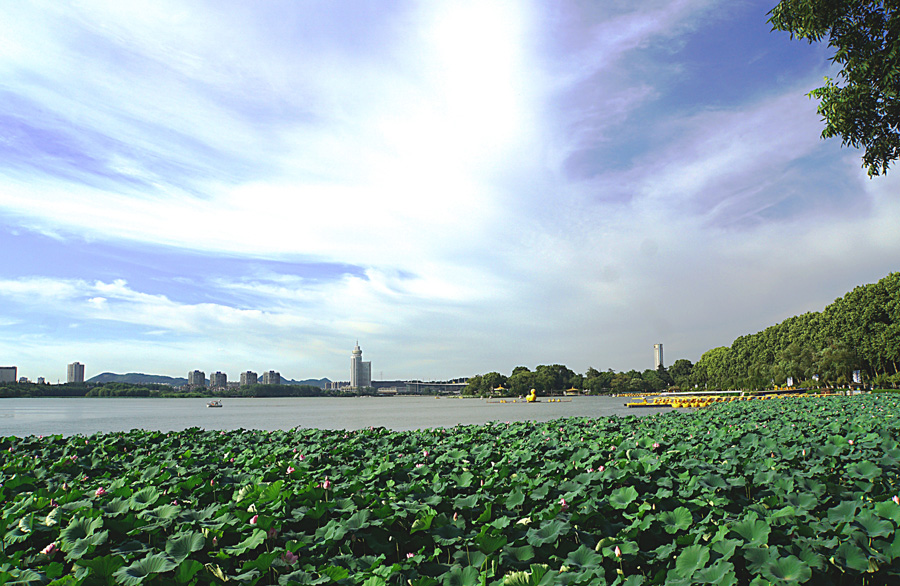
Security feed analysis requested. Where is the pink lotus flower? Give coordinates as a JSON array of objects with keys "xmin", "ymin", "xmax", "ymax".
[
  {"xmin": 287, "ymin": 466, "xmax": 295, "ymax": 474},
  {"xmin": 267, "ymin": 527, "xmax": 278, "ymax": 539},
  {"xmin": 652, "ymin": 442, "xmax": 660, "ymax": 449},
  {"xmin": 41, "ymin": 542, "xmax": 57, "ymax": 556},
  {"xmin": 249, "ymin": 515, "xmax": 258, "ymax": 525},
  {"xmin": 559, "ymin": 498, "xmax": 569, "ymax": 512},
  {"xmin": 298, "ymin": 454, "xmax": 305, "ymax": 461},
  {"xmin": 95, "ymin": 487, "xmax": 107, "ymax": 497},
  {"xmin": 406, "ymin": 552, "xmax": 414, "ymax": 559},
  {"xmin": 614, "ymin": 545, "xmax": 622, "ymax": 558},
  {"xmin": 282, "ymin": 550, "xmax": 299, "ymax": 564},
  {"xmin": 848, "ymin": 439, "xmax": 854, "ymax": 445},
  {"xmin": 598, "ymin": 465, "xmax": 605, "ymax": 472},
  {"xmin": 423, "ymin": 450, "xmax": 429, "ymax": 457},
  {"xmin": 416, "ymin": 463, "xmax": 424, "ymax": 468},
  {"xmin": 322, "ymin": 477, "xmax": 332, "ymax": 490},
  {"xmin": 210, "ymin": 479, "xmax": 215, "ymax": 486},
  {"xmin": 893, "ymin": 496, "xmax": 899, "ymax": 505}
]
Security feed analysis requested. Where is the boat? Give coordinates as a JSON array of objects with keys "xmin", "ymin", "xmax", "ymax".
[{"xmin": 207, "ymin": 400, "xmax": 223, "ymax": 408}]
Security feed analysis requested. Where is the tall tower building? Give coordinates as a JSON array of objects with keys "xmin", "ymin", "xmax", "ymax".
[
  {"xmin": 653, "ymin": 344, "xmax": 664, "ymax": 369},
  {"xmin": 210, "ymin": 372, "xmax": 227, "ymax": 389},
  {"xmin": 0, "ymin": 366, "xmax": 16, "ymax": 383},
  {"xmin": 67, "ymin": 362, "xmax": 85, "ymax": 384},
  {"xmin": 350, "ymin": 341, "xmax": 372, "ymax": 389},
  {"xmin": 188, "ymin": 370, "xmax": 206, "ymax": 387},
  {"xmin": 240, "ymin": 371, "xmax": 257, "ymax": 386},
  {"xmin": 262, "ymin": 370, "xmax": 281, "ymax": 385}
]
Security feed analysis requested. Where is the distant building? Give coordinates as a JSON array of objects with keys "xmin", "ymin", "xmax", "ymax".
[
  {"xmin": 37, "ymin": 377, "xmax": 45, "ymax": 384},
  {"xmin": 67, "ymin": 362, "xmax": 85, "ymax": 384},
  {"xmin": 19, "ymin": 376, "xmax": 29, "ymax": 383},
  {"xmin": 188, "ymin": 370, "xmax": 206, "ymax": 387},
  {"xmin": 262, "ymin": 370, "xmax": 281, "ymax": 385},
  {"xmin": 240, "ymin": 371, "xmax": 257, "ymax": 386},
  {"xmin": 0, "ymin": 366, "xmax": 16, "ymax": 383},
  {"xmin": 209, "ymin": 372, "xmax": 227, "ymax": 389},
  {"xmin": 350, "ymin": 342, "xmax": 372, "ymax": 389},
  {"xmin": 653, "ymin": 344, "xmax": 664, "ymax": 370}
]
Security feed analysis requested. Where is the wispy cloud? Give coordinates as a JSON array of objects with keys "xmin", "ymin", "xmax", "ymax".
[{"xmin": 0, "ymin": 1, "xmax": 897, "ymax": 380}]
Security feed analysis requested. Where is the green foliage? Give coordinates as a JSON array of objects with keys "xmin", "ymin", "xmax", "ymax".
[
  {"xmin": 694, "ymin": 272, "xmax": 900, "ymax": 389},
  {"xmin": 6, "ymin": 397, "xmax": 900, "ymax": 583},
  {"xmin": 769, "ymin": 0, "xmax": 900, "ymax": 176}
]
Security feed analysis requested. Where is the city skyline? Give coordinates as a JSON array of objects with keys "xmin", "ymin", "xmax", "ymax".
[{"xmin": 2, "ymin": 2, "xmax": 899, "ymax": 382}]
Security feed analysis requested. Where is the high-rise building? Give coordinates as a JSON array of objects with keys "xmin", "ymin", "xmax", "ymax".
[
  {"xmin": 350, "ymin": 342, "xmax": 372, "ymax": 389},
  {"xmin": 0, "ymin": 366, "xmax": 16, "ymax": 383},
  {"xmin": 210, "ymin": 372, "xmax": 227, "ymax": 389},
  {"xmin": 188, "ymin": 370, "xmax": 206, "ymax": 387},
  {"xmin": 37, "ymin": 377, "xmax": 46, "ymax": 384},
  {"xmin": 262, "ymin": 370, "xmax": 281, "ymax": 385},
  {"xmin": 67, "ymin": 362, "xmax": 85, "ymax": 384},
  {"xmin": 240, "ymin": 371, "xmax": 258, "ymax": 386},
  {"xmin": 653, "ymin": 344, "xmax": 664, "ymax": 369}
]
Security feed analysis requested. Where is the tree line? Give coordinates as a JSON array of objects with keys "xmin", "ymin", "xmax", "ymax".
[
  {"xmin": 693, "ymin": 272, "xmax": 900, "ymax": 390},
  {"xmin": 466, "ymin": 272, "xmax": 900, "ymax": 394}
]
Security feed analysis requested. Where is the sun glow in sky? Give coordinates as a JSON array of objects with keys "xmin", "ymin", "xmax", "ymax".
[{"xmin": 1, "ymin": 1, "xmax": 899, "ymax": 383}]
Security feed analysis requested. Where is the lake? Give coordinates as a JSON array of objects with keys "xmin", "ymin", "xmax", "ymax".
[{"xmin": 0, "ymin": 395, "xmax": 669, "ymax": 437}]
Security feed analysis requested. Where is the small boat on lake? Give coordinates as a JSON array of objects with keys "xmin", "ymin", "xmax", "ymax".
[{"xmin": 207, "ymin": 400, "xmax": 223, "ymax": 408}]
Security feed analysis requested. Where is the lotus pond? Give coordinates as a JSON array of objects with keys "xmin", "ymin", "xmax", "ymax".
[{"xmin": 3, "ymin": 395, "xmax": 900, "ymax": 585}]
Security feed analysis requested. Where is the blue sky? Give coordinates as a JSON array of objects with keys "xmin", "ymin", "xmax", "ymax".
[{"xmin": 2, "ymin": 0, "xmax": 899, "ymax": 383}]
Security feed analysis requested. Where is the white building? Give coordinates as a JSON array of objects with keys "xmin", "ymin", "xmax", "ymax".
[
  {"xmin": 188, "ymin": 370, "xmax": 206, "ymax": 387},
  {"xmin": 350, "ymin": 342, "xmax": 372, "ymax": 389},
  {"xmin": 240, "ymin": 371, "xmax": 258, "ymax": 386},
  {"xmin": 67, "ymin": 362, "xmax": 85, "ymax": 384},
  {"xmin": 0, "ymin": 366, "xmax": 16, "ymax": 383},
  {"xmin": 210, "ymin": 372, "xmax": 227, "ymax": 388},
  {"xmin": 653, "ymin": 344, "xmax": 664, "ymax": 370}
]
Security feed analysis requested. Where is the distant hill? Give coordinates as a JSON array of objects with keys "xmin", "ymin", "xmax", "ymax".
[
  {"xmin": 88, "ymin": 373, "xmax": 188, "ymax": 385},
  {"xmin": 87, "ymin": 373, "xmax": 331, "ymax": 388},
  {"xmin": 283, "ymin": 378, "xmax": 331, "ymax": 388}
]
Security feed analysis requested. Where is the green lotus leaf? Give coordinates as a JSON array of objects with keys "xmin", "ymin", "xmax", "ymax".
[
  {"xmin": 504, "ymin": 544, "xmax": 535, "ymax": 563},
  {"xmin": 59, "ymin": 516, "xmax": 102, "ymax": 550},
  {"xmin": 762, "ymin": 555, "xmax": 812, "ymax": 584},
  {"xmin": 129, "ymin": 487, "xmax": 160, "ymax": 511},
  {"xmin": 827, "ymin": 501, "xmax": 859, "ymax": 525},
  {"xmin": 505, "ymin": 490, "xmax": 525, "ymax": 509},
  {"xmin": 225, "ymin": 528, "xmax": 267, "ymax": 555},
  {"xmin": 74, "ymin": 554, "xmax": 126, "ymax": 580},
  {"xmin": 731, "ymin": 518, "xmax": 769, "ymax": 546},
  {"xmin": 693, "ymin": 560, "xmax": 735, "ymax": 585},
  {"xmin": 347, "ymin": 509, "xmax": 372, "ymax": 532},
  {"xmin": 564, "ymin": 544, "xmax": 602, "ymax": 568},
  {"xmin": 675, "ymin": 544, "xmax": 709, "ymax": 578},
  {"xmin": 609, "ymin": 486, "xmax": 639, "ymax": 509},
  {"xmin": 453, "ymin": 494, "xmax": 478, "ymax": 510},
  {"xmin": 525, "ymin": 519, "xmax": 568, "ymax": 548},
  {"xmin": 440, "ymin": 565, "xmax": 480, "ymax": 586},
  {"xmin": 411, "ymin": 510, "xmax": 435, "ymax": 534},
  {"xmin": 832, "ymin": 542, "xmax": 870, "ymax": 572},
  {"xmin": 659, "ymin": 506, "xmax": 692, "ymax": 534},
  {"xmin": 474, "ymin": 529, "xmax": 507, "ymax": 555},
  {"xmin": 165, "ymin": 532, "xmax": 206, "ymax": 564},
  {"xmin": 321, "ymin": 566, "xmax": 350, "ymax": 581},
  {"xmin": 113, "ymin": 553, "xmax": 177, "ymax": 586},
  {"xmin": 3, "ymin": 568, "xmax": 44, "ymax": 586},
  {"xmin": 848, "ymin": 461, "xmax": 882, "ymax": 480}
]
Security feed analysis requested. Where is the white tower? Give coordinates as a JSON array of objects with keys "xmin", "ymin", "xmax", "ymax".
[
  {"xmin": 653, "ymin": 344, "xmax": 664, "ymax": 369},
  {"xmin": 350, "ymin": 341, "xmax": 372, "ymax": 389}
]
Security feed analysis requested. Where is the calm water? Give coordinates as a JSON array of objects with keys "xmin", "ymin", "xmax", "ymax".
[{"xmin": 0, "ymin": 396, "xmax": 669, "ymax": 437}]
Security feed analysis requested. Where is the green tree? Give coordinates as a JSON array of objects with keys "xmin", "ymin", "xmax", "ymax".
[{"xmin": 769, "ymin": 0, "xmax": 900, "ymax": 176}]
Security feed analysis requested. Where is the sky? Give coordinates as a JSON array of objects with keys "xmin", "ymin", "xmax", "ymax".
[{"xmin": 1, "ymin": 1, "xmax": 899, "ymax": 384}]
